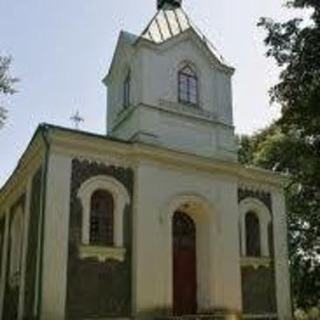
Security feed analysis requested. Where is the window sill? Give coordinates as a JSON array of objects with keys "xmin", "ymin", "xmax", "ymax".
[
  {"xmin": 158, "ymin": 99, "xmax": 218, "ymax": 122},
  {"xmin": 178, "ymin": 99, "xmax": 199, "ymax": 108},
  {"xmin": 240, "ymin": 256, "xmax": 272, "ymax": 269},
  {"xmin": 79, "ymin": 245, "xmax": 126, "ymax": 263}
]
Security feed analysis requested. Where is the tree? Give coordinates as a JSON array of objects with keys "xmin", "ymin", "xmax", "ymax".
[
  {"xmin": 238, "ymin": 125, "xmax": 320, "ymax": 309},
  {"xmin": 251, "ymin": 0, "xmax": 320, "ymax": 309},
  {"xmin": 0, "ymin": 55, "xmax": 18, "ymax": 127},
  {"xmin": 258, "ymin": 0, "xmax": 320, "ymax": 137}
]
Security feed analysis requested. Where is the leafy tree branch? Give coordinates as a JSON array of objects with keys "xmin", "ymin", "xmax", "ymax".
[{"xmin": 0, "ymin": 55, "xmax": 19, "ymax": 127}]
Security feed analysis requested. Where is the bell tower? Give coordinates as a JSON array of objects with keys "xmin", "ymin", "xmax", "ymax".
[{"xmin": 104, "ymin": 0, "xmax": 237, "ymax": 161}]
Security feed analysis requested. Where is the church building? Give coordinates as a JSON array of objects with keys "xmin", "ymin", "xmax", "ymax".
[{"xmin": 0, "ymin": 1, "xmax": 292, "ymax": 319}]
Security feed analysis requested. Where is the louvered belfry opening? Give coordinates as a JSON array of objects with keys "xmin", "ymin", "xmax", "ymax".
[{"xmin": 157, "ymin": 0, "xmax": 182, "ymax": 10}]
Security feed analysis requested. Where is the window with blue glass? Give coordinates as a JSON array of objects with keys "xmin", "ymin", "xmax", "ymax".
[{"xmin": 178, "ymin": 65, "xmax": 198, "ymax": 105}]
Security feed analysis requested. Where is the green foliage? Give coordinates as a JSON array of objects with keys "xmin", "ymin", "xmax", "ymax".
[
  {"xmin": 237, "ymin": 135, "xmax": 255, "ymax": 165},
  {"xmin": 0, "ymin": 55, "xmax": 18, "ymax": 127},
  {"xmin": 258, "ymin": 1, "xmax": 320, "ymax": 140},
  {"xmin": 252, "ymin": 0, "xmax": 320, "ymax": 310},
  {"xmin": 0, "ymin": 107, "xmax": 6, "ymax": 127},
  {"xmin": 295, "ymin": 307, "xmax": 320, "ymax": 320},
  {"xmin": 238, "ymin": 126, "xmax": 320, "ymax": 309}
]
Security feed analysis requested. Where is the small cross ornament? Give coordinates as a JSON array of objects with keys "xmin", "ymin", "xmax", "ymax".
[{"xmin": 70, "ymin": 110, "xmax": 84, "ymax": 130}]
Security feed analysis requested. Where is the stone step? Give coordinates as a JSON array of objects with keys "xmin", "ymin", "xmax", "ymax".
[{"xmin": 156, "ymin": 314, "xmax": 228, "ymax": 320}]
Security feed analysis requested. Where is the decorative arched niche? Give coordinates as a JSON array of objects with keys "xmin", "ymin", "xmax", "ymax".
[
  {"xmin": 77, "ymin": 175, "xmax": 130, "ymax": 262},
  {"xmin": 239, "ymin": 197, "xmax": 272, "ymax": 268}
]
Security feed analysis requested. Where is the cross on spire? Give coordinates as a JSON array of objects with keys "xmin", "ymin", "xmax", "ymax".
[
  {"xmin": 157, "ymin": 0, "xmax": 182, "ymax": 10},
  {"xmin": 70, "ymin": 110, "xmax": 84, "ymax": 130}
]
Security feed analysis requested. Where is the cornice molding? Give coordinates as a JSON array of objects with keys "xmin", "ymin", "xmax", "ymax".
[
  {"xmin": 50, "ymin": 129, "xmax": 287, "ymax": 188},
  {"xmin": 110, "ymin": 101, "xmax": 234, "ymax": 136},
  {"xmin": 159, "ymin": 99, "xmax": 217, "ymax": 120},
  {"xmin": 0, "ymin": 125, "xmax": 288, "ymax": 216}
]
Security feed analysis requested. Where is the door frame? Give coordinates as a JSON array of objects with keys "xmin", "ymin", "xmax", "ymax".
[
  {"xmin": 173, "ymin": 210, "xmax": 197, "ymax": 315},
  {"xmin": 163, "ymin": 194, "xmax": 215, "ymax": 314}
]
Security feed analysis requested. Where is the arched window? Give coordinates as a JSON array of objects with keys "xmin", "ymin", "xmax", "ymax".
[
  {"xmin": 78, "ymin": 175, "xmax": 130, "ymax": 248},
  {"xmin": 123, "ymin": 71, "xmax": 131, "ymax": 108},
  {"xmin": 245, "ymin": 211, "xmax": 261, "ymax": 257},
  {"xmin": 90, "ymin": 190, "xmax": 114, "ymax": 246},
  {"xmin": 10, "ymin": 207, "xmax": 24, "ymax": 284},
  {"xmin": 239, "ymin": 198, "xmax": 272, "ymax": 258},
  {"xmin": 178, "ymin": 64, "xmax": 198, "ymax": 105}
]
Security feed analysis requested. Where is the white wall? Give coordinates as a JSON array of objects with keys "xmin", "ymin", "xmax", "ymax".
[
  {"xmin": 140, "ymin": 36, "xmax": 233, "ymax": 125},
  {"xmin": 272, "ymin": 189, "xmax": 293, "ymax": 320},
  {"xmin": 132, "ymin": 161, "xmax": 242, "ymax": 317},
  {"xmin": 40, "ymin": 153, "xmax": 72, "ymax": 320},
  {"xmin": 159, "ymin": 110, "xmax": 236, "ymax": 159},
  {"xmin": 107, "ymin": 34, "xmax": 143, "ymax": 133}
]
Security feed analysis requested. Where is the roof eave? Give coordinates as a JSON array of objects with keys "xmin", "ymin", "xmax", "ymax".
[
  {"xmin": 0, "ymin": 124, "xmax": 48, "ymax": 207},
  {"xmin": 136, "ymin": 28, "xmax": 235, "ymax": 75}
]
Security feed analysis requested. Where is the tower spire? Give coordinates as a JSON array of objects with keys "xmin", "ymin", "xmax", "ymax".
[{"xmin": 157, "ymin": 0, "xmax": 182, "ymax": 10}]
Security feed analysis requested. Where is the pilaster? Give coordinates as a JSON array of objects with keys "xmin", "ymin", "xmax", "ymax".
[
  {"xmin": 272, "ymin": 189, "xmax": 292, "ymax": 320},
  {"xmin": 211, "ymin": 181, "xmax": 242, "ymax": 315},
  {"xmin": 40, "ymin": 153, "xmax": 72, "ymax": 320},
  {"xmin": 0, "ymin": 209, "xmax": 10, "ymax": 319}
]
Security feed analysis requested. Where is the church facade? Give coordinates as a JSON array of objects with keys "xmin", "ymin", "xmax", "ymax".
[{"xmin": 0, "ymin": 1, "xmax": 292, "ymax": 319}]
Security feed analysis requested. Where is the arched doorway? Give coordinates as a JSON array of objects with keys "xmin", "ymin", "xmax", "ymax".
[{"xmin": 173, "ymin": 211, "xmax": 197, "ymax": 315}]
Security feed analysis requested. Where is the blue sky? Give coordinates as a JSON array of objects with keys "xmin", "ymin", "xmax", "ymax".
[{"xmin": 0, "ymin": 0, "xmax": 298, "ymax": 187}]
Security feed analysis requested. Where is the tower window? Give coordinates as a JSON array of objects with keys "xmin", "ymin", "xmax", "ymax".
[
  {"xmin": 123, "ymin": 71, "xmax": 131, "ymax": 108},
  {"xmin": 178, "ymin": 65, "xmax": 198, "ymax": 105},
  {"xmin": 90, "ymin": 190, "xmax": 114, "ymax": 246},
  {"xmin": 245, "ymin": 211, "xmax": 261, "ymax": 257}
]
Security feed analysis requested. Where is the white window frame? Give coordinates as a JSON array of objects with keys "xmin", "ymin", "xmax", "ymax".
[
  {"xmin": 239, "ymin": 198, "xmax": 272, "ymax": 258},
  {"xmin": 77, "ymin": 175, "xmax": 130, "ymax": 248},
  {"xmin": 178, "ymin": 63, "xmax": 199, "ymax": 106}
]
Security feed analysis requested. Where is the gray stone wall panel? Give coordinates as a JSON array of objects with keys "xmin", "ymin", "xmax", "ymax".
[{"xmin": 66, "ymin": 159, "xmax": 133, "ymax": 319}]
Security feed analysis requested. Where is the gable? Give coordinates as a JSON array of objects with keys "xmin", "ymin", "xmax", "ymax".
[
  {"xmin": 138, "ymin": 29, "xmax": 234, "ymax": 75},
  {"xmin": 103, "ymin": 31, "xmax": 137, "ymax": 85}
]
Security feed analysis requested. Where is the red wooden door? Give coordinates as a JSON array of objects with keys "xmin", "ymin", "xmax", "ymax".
[{"xmin": 173, "ymin": 211, "xmax": 197, "ymax": 315}]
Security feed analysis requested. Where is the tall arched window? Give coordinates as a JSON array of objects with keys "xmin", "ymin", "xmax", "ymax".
[
  {"xmin": 245, "ymin": 211, "xmax": 261, "ymax": 257},
  {"xmin": 123, "ymin": 71, "xmax": 131, "ymax": 108},
  {"xmin": 10, "ymin": 207, "xmax": 24, "ymax": 283},
  {"xmin": 90, "ymin": 190, "xmax": 114, "ymax": 246},
  {"xmin": 78, "ymin": 175, "xmax": 130, "ymax": 248},
  {"xmin": 178, "ymin": 64, "xmax": 198, "ymax": 105}
]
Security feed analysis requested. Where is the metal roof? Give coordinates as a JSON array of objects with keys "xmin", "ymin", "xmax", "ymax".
[{"xmin": 140, "ymin": 7, "xmax": 231, "ymax": 68}]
